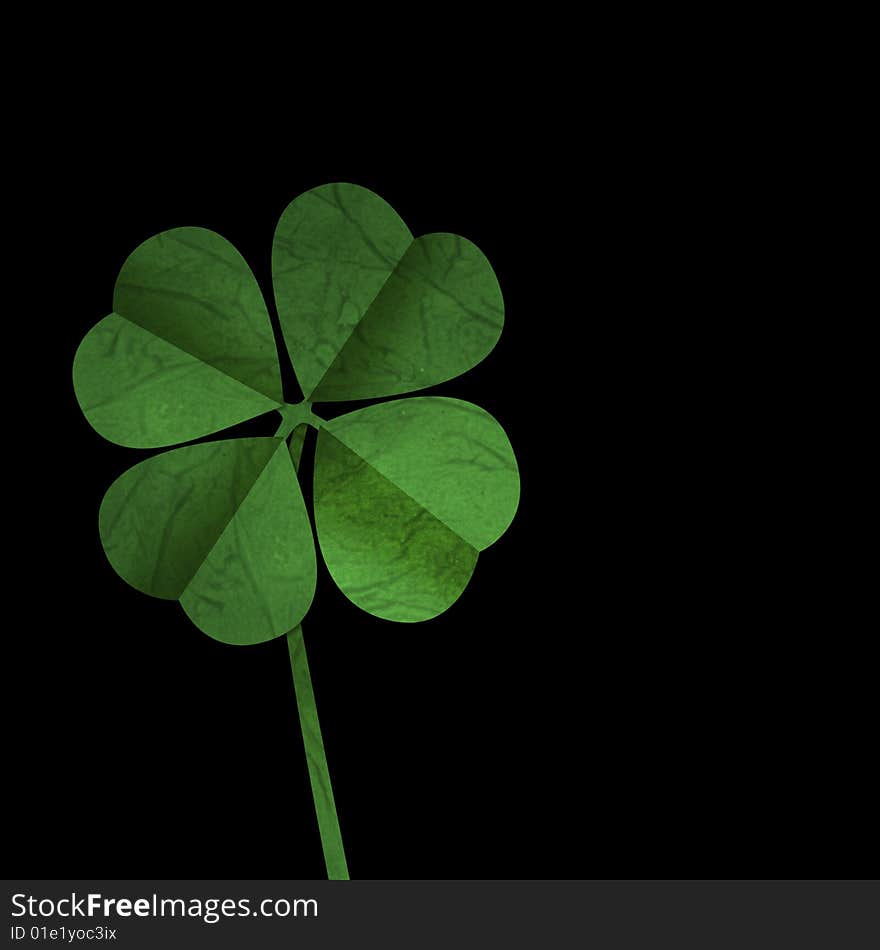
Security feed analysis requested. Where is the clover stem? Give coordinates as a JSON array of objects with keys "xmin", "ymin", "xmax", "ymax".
[{"xmin": 286, "ymin": 626, "xmax": 350, "ymax": 880}]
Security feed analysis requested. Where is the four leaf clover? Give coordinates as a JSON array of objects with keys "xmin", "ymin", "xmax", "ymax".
[{"xmin": 72, "ymin": 182, "xmax": 520, "ymax": 878}]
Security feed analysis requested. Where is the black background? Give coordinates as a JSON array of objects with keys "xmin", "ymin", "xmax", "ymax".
[{"xmin": 7, "ymin": 144, "xmax": 873, "ymax": 880}]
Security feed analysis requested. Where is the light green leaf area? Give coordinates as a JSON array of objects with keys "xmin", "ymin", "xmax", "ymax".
[
  {"xmin": 273, "ymin": 183, "xmax": 503, "ymax": 404},
  {"xmin": 73, "ymin": 313, "xmax": 280, "ymax": 448},
  {"xmin": 314, "ymin": 432, "xmax": 476, "ymax": 622},
  {"xmin": 314, "ymin": 398, "xmax": 519, "ymax": 622},
  {"xmin": 76, "ymin": 226, "xmax": 286, "ymax": 449},
  {"xmin": 99, "ymin": 438, "xmax": 316, "ymax": 644}
]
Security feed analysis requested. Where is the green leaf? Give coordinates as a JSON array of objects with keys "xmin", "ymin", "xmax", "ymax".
[
  {"xmin": 99, "ymin": 437, "xmax": 316, "ymax": 644},
  {"xmin": 74, "ymin": 227, "xmax": 283, "ymax": 448},
  {"xmin": 272, "ymin": 183, "xmax": 503, "ymax": 403},
  {"xmin": 314, "ymin": 398, "xmax": 519, "ymax": 621}
]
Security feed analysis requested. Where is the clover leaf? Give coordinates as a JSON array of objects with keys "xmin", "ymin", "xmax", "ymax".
[{"xmin": 73, "ymin": 183, "xmax": 520, "ymax": 879}]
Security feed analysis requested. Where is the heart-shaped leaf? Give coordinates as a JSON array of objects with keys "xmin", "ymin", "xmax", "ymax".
[
  {"xmin": 100, "ymin": 437, "xmax": 316, "ymax": 644},
  {"xmin": 74, "ymin": 228, "xmax": 282, "ymax": 448},
  {"xmin": 314, "ymin": 397, "xmax": 519, "ymax": 621},
  {"xmin": 272, "ymin": 183, "xmax": 503, "ymax": 403}
]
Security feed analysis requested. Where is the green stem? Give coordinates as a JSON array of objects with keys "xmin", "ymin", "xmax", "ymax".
[{"xmin": 286, "ymin": 625, "xmax": 349, "ymax": 880}]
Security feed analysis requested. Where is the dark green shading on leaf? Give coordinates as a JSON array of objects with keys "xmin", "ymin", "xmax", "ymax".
[
  {"xmin": 272, "ymin": 183, "xmax": 411, "ymax": 400},
  {"xmin": 114, "ymin": 227, "xmax": 283, "ymax": 401},
  {"xmin": 314, "ymin": 398, "xmax": 518, "ymax": 622},
  {"xmin": 273, "ymin": 183, "xmax": 503, "ymax": 403}
]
